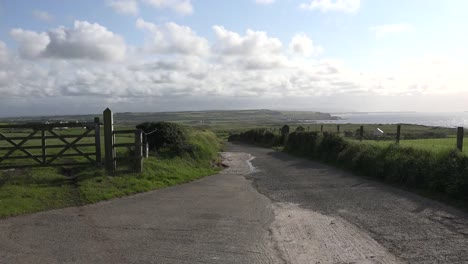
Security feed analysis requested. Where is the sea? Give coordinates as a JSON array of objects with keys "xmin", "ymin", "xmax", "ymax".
[{"xmin": 311, "ymin": 112, "xmax": 468, "ymax": 128}]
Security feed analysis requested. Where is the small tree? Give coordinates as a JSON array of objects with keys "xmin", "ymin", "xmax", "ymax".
[{"xmin": 136, "ymin": 122, "xmax": 187, "ymax": 155}]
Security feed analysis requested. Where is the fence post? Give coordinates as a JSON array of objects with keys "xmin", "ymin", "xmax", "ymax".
[
  {"xmin": 135, "ymin": 130, "xmax": 143, "ymax": 173},
  {"xmin": 94, "ymin": 117, "xmax": 102, "ymax": 166},
  {"xmin": 337, "ymin": 125, "xmax": 340, "ymax": 134},
  {"xmin": 281, "ymin": 125, "xmax": 290, "ymax": 145},
  {"xmin": 359, "ymin": 126, "xmax": 363, "ymax": 141},
  {"xmin": 143, "ymin": 133, "xmax": 149, "ymax": 158},
  {"xmin": 41, "ymin": 129, "xmax": 46, "ymax": 165},
  {"xmin": 457, "ymin": 127, "xmax": 464, "ymax": 151},
  {"xmin": 396, "ymin": 125, "xmax": 401, "ymax": 144},
  {"xmin": 103, "ymin": 108, "xmax": 116, "ymax": 174},
  {"xmin": 321, "ymin": 125, "xmax": 324, "ymax": 134}
]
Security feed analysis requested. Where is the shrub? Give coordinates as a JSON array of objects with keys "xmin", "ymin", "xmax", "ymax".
[
  {"xmin": 228, "ymin": 128, "xmax": 281, "ymax": 147},
  {"xmin": 136, "ymin": 122, "xmax": 188, "ymax": 155}
]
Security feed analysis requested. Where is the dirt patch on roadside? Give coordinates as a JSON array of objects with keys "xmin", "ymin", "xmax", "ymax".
[{"xmin": 269, "ymin": 202, "xmax": 402, "ymax": 264}]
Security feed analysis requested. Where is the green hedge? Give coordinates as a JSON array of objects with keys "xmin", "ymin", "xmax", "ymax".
[
  {"xmin": 285, "ymin": 132, "xmax": 468, "ymax": 201},
  {"xmin": 230, "ymin": 129, "xmax": 468, "ymax": 203},
  {"xmin": 228, "ymin": 128, "xmax": 282, "ymax": 147}
]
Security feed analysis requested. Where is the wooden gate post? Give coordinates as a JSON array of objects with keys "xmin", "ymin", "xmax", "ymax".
[
  {"xmin": 143, "ymin": 134, "xmax": 149, "ymax": 158},
  {"xmin": 94, "ymin": 117, "xmax": 102, "ymax": 166},
  {"xmin": 41, "ymin": 129, "xmax": 46, "ymax": 165},
  {"xmin": 103, "ymin": 108, "xmax": 116, "ymax": 173},
  {"xmin": 457, "ymin": 127, "xmax": 464, "ymax": 151},
  {"xmin": 396, "ymin": 125, "xmax": 401, "ymax": 144},
  {"xmin": 135, "ymin": 130, "xmax": 143, "ymax": 173},
  {"xmin": 359, "ymin": 126, "xmax": 364, "ymax": 141}
]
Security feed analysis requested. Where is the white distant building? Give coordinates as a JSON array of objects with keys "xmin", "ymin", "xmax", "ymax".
[{"xmin": 373, "ymin": 128, "xmax": 384, "ymax": 136}]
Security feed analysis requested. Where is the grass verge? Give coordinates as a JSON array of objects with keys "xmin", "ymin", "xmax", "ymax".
[{"xmin": 0, "ymin": 130, "xmax": 223, "ymax": 218}]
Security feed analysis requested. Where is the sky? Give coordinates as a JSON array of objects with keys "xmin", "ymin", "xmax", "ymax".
[{"xmin": 1, "ymin": 0, "xmax": 468, "ymax": 116}]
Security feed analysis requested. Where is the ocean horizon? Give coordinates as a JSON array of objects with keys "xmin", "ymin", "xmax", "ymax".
[{"xmin": 308, "ymin": 112, "xmax": 468, "ymax": 128}]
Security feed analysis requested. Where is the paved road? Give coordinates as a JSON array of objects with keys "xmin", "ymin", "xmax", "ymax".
[
  {"xmin": 232, "ymin": 143, "xmax": 468, "ymax": 263},
  {"xmin": 0, "ymin": 143, "xmax": 467, "ymax": 263}
]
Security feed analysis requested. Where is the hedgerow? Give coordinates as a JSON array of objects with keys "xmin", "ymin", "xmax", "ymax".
[{"xmin": 230, "ymin": 129, "xmax": 468, "ymax": 203}]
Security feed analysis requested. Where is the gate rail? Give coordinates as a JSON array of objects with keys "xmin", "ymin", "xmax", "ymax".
[{"xmin": 0, "ymin": 119, "xmax": 101, "ymax": 169}]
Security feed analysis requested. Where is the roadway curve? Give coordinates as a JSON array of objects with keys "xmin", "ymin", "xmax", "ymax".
[{"xmin": 0, "ymin": 143, "xmax": 467, "ymax": 263}]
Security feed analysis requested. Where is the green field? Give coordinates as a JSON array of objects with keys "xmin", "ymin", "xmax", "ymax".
[
  {"xmin": 0, "ymin": 125, "xmax": 134, "ymax": 167},
  {"xmin": 0, "ymin": 128, "xmax": 222, "ymax": 218},
  {"xmin": 0, "ymin": 110, "xmax": 338, "ymax": 140},
  {"xmin": 349, "ymin": 137, "xmax": 468, "ymax": 155}
]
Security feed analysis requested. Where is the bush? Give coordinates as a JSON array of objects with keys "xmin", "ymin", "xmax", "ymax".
[
  {"xmin": 228, "ymin": 128, "xmax": 281, "ymax": 147},
  {"xmin": 282, "ymin": 131, "xmax": 468, "ymax": 203},
  {"xmin": 232, "ymin": 128, "xmax": 468, "ymax": 203},
  {"xmin": 136, "ymin": 122, "xmax": 188, "ymax": 155}
]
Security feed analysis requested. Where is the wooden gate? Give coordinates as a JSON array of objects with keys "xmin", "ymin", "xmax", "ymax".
[{"xmin": 0, "ymin": 118, "xmax": 101, "ymax": 169}]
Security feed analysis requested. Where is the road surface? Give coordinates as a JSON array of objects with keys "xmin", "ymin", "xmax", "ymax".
[{"xmin": 0, "ymin": 143, "xmax": 467, "ymax": 263}]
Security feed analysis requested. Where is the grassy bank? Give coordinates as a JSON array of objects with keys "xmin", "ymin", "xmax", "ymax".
[
  {"xmin": 229, "ymin": 129, "xmax": 468, "ymax": 207},
  {"xmin": 0, "ymin": 129, "xmax": 222, "ymax": 218}
]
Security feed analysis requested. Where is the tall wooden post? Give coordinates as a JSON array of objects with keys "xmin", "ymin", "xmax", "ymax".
[
  {"xmin": 337, "ymin": 125, "xmax": 340, "ymax": 134},
  {"xmin": 94, "ymin": 117, "xmax": 102, "ymax": 166},
  {"xmin": 281, "ymin": 125, "xmax": 290, "ymax": 145},
  {"xmin": 135, "ymin": 131, "xmax": 143, "ymax": 173},
  {"xmin": 359, "ymin": 126, "xmax": 364, "ymax": 141},
  {"xmin": 396, "ymin": 125, "xmax": 401, "ymax": 144},
  {"xmin": 103, "ymin": 108, "xmax": 116, "ymax": 174},
  {"xmin": 41, "ymin": 129, "xmax": 46, "ymax": 165},
  {"xmin": 143, "ymin": 133, "xmax": 149, "ymax": 158},
  {"xmin": 457, "ymin": 127, "xmax": 464, "ymax": 151}
]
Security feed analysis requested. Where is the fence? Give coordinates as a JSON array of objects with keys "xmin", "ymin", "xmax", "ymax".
[
  {"xmin": 0, "ymin": 120, "xmax": 101, "ymax": 169},
  {"xmin": 273, "ymin": 124, "xmax": 466, "ymax": 154},
  {"xmin": 0, "ymin": 108, "xmax": 149, "ymax": 174},
  {"xmin": 103, "ymin": 108, "xmax": 148, "ymax": 174}
]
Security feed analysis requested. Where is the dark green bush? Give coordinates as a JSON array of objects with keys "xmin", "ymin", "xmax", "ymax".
[
  {"xmin": 231, "ymin": 128, "xmax": 468, "ymax": 203},
  {"xmin": 284, "ymin": 131, "xmax": 468, "ymax": 203},
  {"xmin": 228, "ymin": 128, "xmax": 281, "ymax": 147},
  {"xmin": 136, "ymin": 122, "xmax": 188, "ymax": 155}
]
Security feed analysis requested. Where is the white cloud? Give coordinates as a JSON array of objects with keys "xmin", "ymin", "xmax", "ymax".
[
  {"xmin": 255, "ymin": 0, "xmax": 275, "ymax": 4},
  {"xmin": 11, "ymin": 21, "xmax": 126, "ymax": 61},
  {"xmin": 44, "ymin": 21, "xmax": 126, "ymax": 61},
  {"xmin": 3, "ymin": 21, "xmax": 468, "ymax": 114},
  {"xmin": 32, "ymin": 10, "xmax": 53, "ymax": 22},
  {"xmin": 212, "ymin": 26, "xmax": 287, "ymax": 70},
  {"xmin": 142, "ymin": 0, "xmax": 193, "ymax": 15},
  {"xmin": 212, "ymin": 26, "xmax": 282, "ymax": 56},
  {"xmin": 107, "ymin": 0, "xmax": 139, "ymax": 15},
  {"xmin": 369, "ymin": 24, "xmax": 414, "ymax": 37},
  {"xmin": 10, "ymin": 29, "xmax": 50, "ymax": 59},
  {"xmin": 289, "ymin": 33, "xmax": 323, "ymax": 57},
  {"xmin": 300, "ymin": 0, "xmax": 360, "ymax": 13},
  {"xmin": 136, "ymin": 18, "xmax": 209, "ymax": 56}
]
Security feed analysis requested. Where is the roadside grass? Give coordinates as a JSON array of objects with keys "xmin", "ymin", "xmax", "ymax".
[
  {"xmin": 0, "ymin": 130, "xmax": 223, "ymax": 218},
  {"xmin": 349, "ymin": 137, "xmax": 468, "ymax": 155}
]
